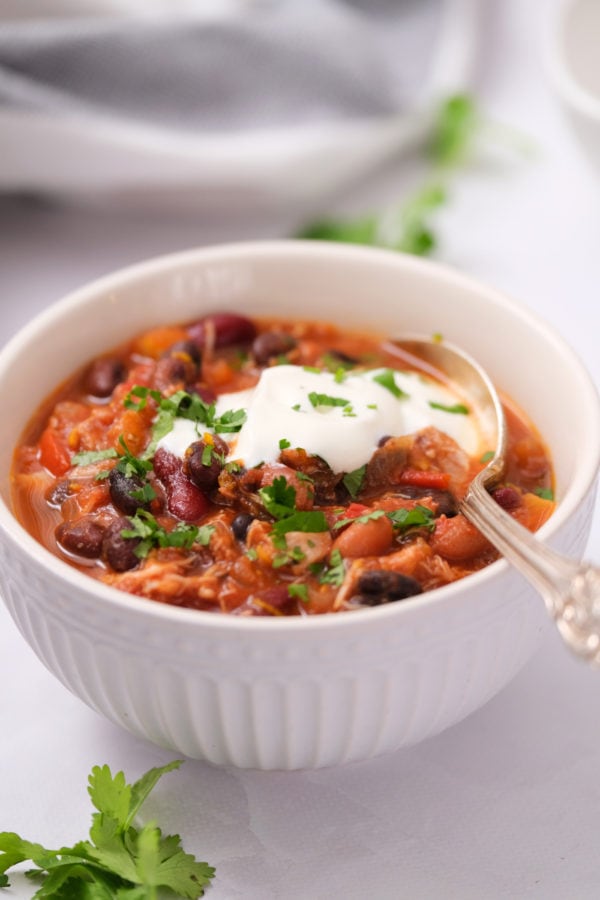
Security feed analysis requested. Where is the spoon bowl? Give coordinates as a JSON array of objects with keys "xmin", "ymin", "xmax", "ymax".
[{"xmin": 391, "ymin": 335, "xmax": 600, "ymax": 666}]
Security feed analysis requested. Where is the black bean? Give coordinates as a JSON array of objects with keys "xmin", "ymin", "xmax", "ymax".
[
  {"xmin": 396, "ymin": 485, "xmax": 458, "ymax": 518},
  {"xmin": 102, "ymin": 518, "xmax": 140, "ymax": 572},
  {"xmin": 252, "ymin": 331, "xmax": 297, "ymax": 365},
  {"xmin": 108, "ymin": 469, "xmax": 149, "ymax": 516},
  {"xmin": 56, "ymin": 518, "xmax": 105, "ymax": 559},
  {"xmin": 356, "ymin": 569, "xmax": 423, "ymax": 605},
  {"xmin": 184, "ymin": 440, "xmax": 224, "ymax": 491},
  {"xmin": 232, "ymin": 513, "xmax": 254, "ymax": 541},
  {"xmin": 85, "ymin": 357, "xmax": 126, "ymax": 398},
  {"xmin": 164, "ymin": 339, "xmax": 201, "ymax": 366}
]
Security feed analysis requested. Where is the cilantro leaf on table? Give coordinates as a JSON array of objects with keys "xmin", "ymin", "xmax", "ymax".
[
  {"xmin": 0, "ymin": 760, "xmax": 215, "ymax": 898},
  {"xmin": 297, "ymin": 93, "xmax": 487, "ymax": 258}
]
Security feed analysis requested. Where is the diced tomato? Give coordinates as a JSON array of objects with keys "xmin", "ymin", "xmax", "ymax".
[
  {"xmin": 398, "ymin": 469, "xmax": 451, "ymax": 490},
  {"xmin": 39, "ymin": 427, "xmax": 71, "ymax": 476}
]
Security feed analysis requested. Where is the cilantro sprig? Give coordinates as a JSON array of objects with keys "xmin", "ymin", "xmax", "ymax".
[
  {"xmin": 0, "ymin": 760, "xmax": 215, "ymax": 898},
  {"xmin": 122, "ymin": 510, "xmax": 214, "ymax": 559},
  {"xmin": 124, "ymin": 385, "xmax": 247, "ymax": 460}
]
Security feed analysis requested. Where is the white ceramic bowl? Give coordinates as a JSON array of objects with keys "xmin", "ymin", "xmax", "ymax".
[
  {"xmin": 0, "ymin": 242, "xmax": 598, "ymax": 770},
  {"xmin": 549, "ymin": 0, "xmax": 600, "ymax": 169}
]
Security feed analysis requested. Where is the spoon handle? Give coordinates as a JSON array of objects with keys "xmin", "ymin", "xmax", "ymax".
[{"xmin": 462, "ymin": 481, "xmax": 600, "ymax": 664}]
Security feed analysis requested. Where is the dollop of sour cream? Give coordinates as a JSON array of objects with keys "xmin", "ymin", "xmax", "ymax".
[{"xmin": 157, "ymin": 365, "xmax": 482, "ymax": 473}]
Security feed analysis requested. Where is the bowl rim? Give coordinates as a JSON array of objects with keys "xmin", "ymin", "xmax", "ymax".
[
  {"xmin": 1, "ymin": 239, "xmax": 599, "ymax": 635},
  {"xmin": 548, "ymin": 0, "xmax": 600, "ymax": 121}
]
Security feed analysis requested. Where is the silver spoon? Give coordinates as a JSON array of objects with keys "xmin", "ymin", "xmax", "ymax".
[{"xmin": 386, "ymin": 336, "xmax": 600, "ymax": 665}]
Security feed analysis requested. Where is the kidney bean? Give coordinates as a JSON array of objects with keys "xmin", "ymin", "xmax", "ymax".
[
  {"xmin": 46, "ymin": 479, "xmax": 72, "ymax": 508},
  {"xmin": 492, "ymin": 486, "xmax": 521, "ymax": 511},
  {"xmin": 184, "ymin": 440, "xmax": 224, "ymax": 491},
  {"xmin": 102, "ymin": 517, "xmax": 140, "ymax": 571},
  {"xmin": 85, "ymin": 357, "xmax": 126, "ymax": 398},
  {"xmin": 252, "ymin": 331, "xmax": 297, "ymax": 365},
  {"xmin": 108, "ymin": 469, "xmax": 149, "ymax": 516},
  {"xmin": 56, "ymin": 518, "xmax": 105, "ymax": 559},
  {"xmin": 355, "ymin": 569, "xmax": 423, "ymax": 605},
  {"xmin": 154, "ymin": 447, "xmax": 209, "ymax": 521},
  {"xmin": 187, "ymin": 313, "xmax": 257, "ymax": 350}
]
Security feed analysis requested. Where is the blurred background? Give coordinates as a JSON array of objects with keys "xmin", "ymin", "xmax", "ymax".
[{"xmin": 4, "ymin": 2, "xmax": 600, "ymax": 898}]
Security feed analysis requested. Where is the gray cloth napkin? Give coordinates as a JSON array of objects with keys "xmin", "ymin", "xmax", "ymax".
[{"xmin": 0, "ymin": 0, "xmax": 442, "ymax": 134}]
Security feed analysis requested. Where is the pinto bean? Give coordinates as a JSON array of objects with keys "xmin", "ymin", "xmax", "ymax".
[
  {"xmin": 430, "ymin": 514, "xmax": 492, "ymax": 561},
  {"xmin": 102, "ymin": 518, "xmax": 140, "ymax": 571},
  {"xmin": 333, "ymin": 515, "xmax": 394, "ymax": 559},
  {"xmin": 84, "ymin": 357, "xmax": 126, "ymax": 398},
  {"xmin": 252, "ymin": 331, "xmax": 297, "ymax": 365},
  {"xmin": 56, "ymin": 518, "xmax": 105, "ymax": 559},
  {"xmin": 154, "ymin": 447, "xmax": 209, "ymax": 521},
  {"xmin": 187, "ymin": 313, "xmax": 257, "ymax": 350}
]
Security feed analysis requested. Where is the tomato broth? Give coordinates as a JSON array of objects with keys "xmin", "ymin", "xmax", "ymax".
[{"xmin": 11, "ymin": 313, "xmax": 555, "ymax": 616}]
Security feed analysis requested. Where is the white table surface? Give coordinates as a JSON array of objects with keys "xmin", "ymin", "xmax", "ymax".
[{"xmin": 2, "ymin": 2, "xmax": 600, "ymax": 898}]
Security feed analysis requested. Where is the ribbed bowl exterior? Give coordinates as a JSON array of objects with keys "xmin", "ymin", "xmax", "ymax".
[{"xmin": 0, "ymin": 487, "xmax": 594, "ymax": 769}]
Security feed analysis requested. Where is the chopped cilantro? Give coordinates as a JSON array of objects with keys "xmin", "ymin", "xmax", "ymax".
[
  {"xmin": 533, "ymin": 486, "xmax": 554, "ymax": 501},
  {"xmin": 429, "ymin": 401, "xmax": 469, "ymax": 414},
  {"xmin": 308, "ymin": 391, "xmax": 350, "ymax": 409},
  {"xmin": 288, "ymin": 583, "xmax": 309, "ymax": 603},
  {"xmin": 71, "ymin": 447, "xmax": 118, "ymax": 466},
  {"xmin": 373, "ymin": 369, "xmax": 408, "ymax": 399},
  {"xmin": 279, "ymin": 438, "xmax": 291, "ymax": 450},
  {"xmin": 318, "ymin": 549, "xmax": 346, "ymax": 587},
  {"xmin": 122, "ymin": 510, "xmax": 212, "ymax": 558},
  {"xmin": 387, "ymin": 505, "xmax": 436, "ymax": 532},
  {"xmin": 0, "ymin": 760, "xmax": 214, "ymax": 897},
  {"xmin": 343, "ymin": 464, "xmax": 366, "ymax": 500},
  {"xmin": 480, "ymin": 450, "xmax": 495, "ymax": 463},
  {"xmin": 272, "ymin": 510, "xmax": 329, "ymax": 539},
  {"xmin": 123, "ymin": 385, "xmax": 162, "ymax": 411},
  {"xmin": 259, "ymin": 476, "xmax": 297, "ymax": 519},
  {"xmin": 334, "ymin": 509, "xmax": 386, "ymax": 529}
]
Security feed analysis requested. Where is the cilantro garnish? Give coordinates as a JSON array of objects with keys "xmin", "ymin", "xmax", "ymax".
[
  {"xmin": 272, "ymin": 511, "xmax": 329, "ymax": 540},
  {"xmin": 387, "ymin": 505, "xmax": 436, "ymax": 532},
  {"xmin": 0, "ymin": 760, "xmax": 215, "ymax": 897},
  {"xmin": 308, "ymin": 392, "xmax": 350, "ymax": 409},
  {"xmin": 429, "ymin": 401, "xmax": 469, "ymax": 414},
  {"xmin": 122, "ymin": 510, "xmax": 213, "ymax": 559},
  {"xmin": 123, "ymin": 385, "xmax": 162, "ymax": 411},
  {"xmin": 318, "ymin": 549, "xmax": 346, "ymax": 587},
  {"xmin": 342, "ymin": 464, "xmax": 366, "ymax": 500},
  {"xmin": 71, "ymin": 447, "xmax": 118, "ymax": 466},
  {"xmin": 279, "ymin": 438, "xmax": 291, "ymax": 450},
  {"xmin": 288, "ymin": 583, "xmax": 309, "ymax": 603},
  {"xmin": 334, "ymin": 509, "xmax": 386, "ymax": 529},
  {"xmin": 124, "ymin": 385, "xmax": 246, "ymax": 459},
  {"xmin": 480, "ymin": 450, "xmax": 495, "ymax": 463},
  {"xmin": 533, "ymin": 486, "xmax": 554, "ymax": 501},
  {"xmin": 372, "ymin": 369, "xmax": 408, "ymax": 399},
  {"xmin": 259, "ymin": 476, "xmax": 297, "ymax": 519}
]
